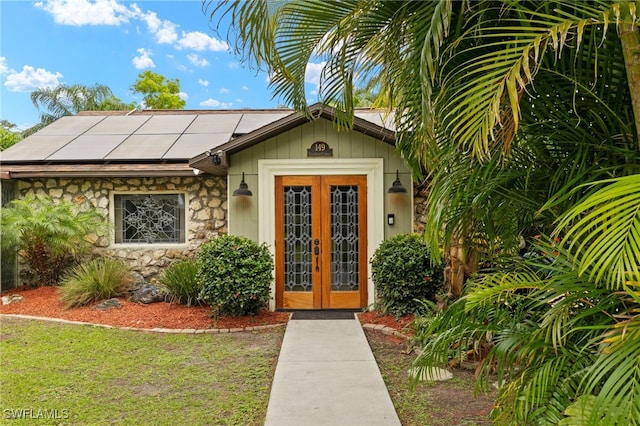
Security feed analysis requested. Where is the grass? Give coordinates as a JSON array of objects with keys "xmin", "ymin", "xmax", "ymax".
[
  {"xmin": 0, "ymin": 316, "xmax": 493, "ymax": 426},
  {"xmin": 0, "ymin": 317, "xmax": 284, "ymax": 425},
  {"xmin": 364, "ymin": 330, "xmax": 495, "ymax": 426}
]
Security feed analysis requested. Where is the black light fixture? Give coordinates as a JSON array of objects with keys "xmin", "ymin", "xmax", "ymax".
[
  {"xmin": 233, "ymin": 172, "xmax": 252, "ymax": 197},
  {"xmin": 211, "ymin": 152, "xmax": 221, "ymax": 166},
  {"xmin": 388, "ymin": 169, "xmax": 407, "ymax": 194},
  {"xmin": 207, "ymin": 150, "xmax": 222, "ymax": 166}
]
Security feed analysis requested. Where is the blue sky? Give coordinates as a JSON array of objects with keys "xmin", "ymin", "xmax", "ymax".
[{"xmin": 1, "ymin": 0, "xmax": 324, "ymax": 130}]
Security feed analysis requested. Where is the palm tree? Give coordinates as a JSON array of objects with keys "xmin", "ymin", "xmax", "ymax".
[
  {"xmin": 0, "ymin": 195, "xmax": 106, "ymax": 286},
  {"xmin": 208, "ymin": 1, "xmax": 640, "ymax": 423},
  {"xmin": 25, "ymin": 84, "xmax": 134, "ymax": 136}
]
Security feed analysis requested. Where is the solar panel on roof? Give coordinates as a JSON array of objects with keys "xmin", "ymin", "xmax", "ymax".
[
  {"xmin": 234, "ymin": 113, "xmax": 290, "ymax": 134},
  {"xmin": 135, "ymin": 115, "xmax": 197, "ymax": 134},
  {"xmin": 0, "ymin": 135, "xmax": 75, "ymax": 161},
  {"xmin": 48, "ymin": 134, "xmax": 130, "ymax": 160},
  {"xmin": 163, "ymin": 133, "xmax": 232, "ymax": 159},
  {"xmin": 35, "ymin": 116, "xmax": 106, "ymax": 136},
  {"xmin": 85, "ymin": 115, "xmax": 151, "ymax": 135},
  {"xmin": 106, "ymin": 134, "xmax": 180, "ymax": 160},
  {"xmin": 184, "ymin": 114, "xmax": 244, "ymax": 134}
]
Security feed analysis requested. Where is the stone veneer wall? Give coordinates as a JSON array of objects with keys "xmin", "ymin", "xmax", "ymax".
[
  {"xmin": 413, "ymin": 185, "xmax": 429, "ymax": 234},
  {"xmin": 16, "ymin": 176, "xmax": 227, "ymax": 285},
  {"xmin": 13, "ymin": 175, "xmax": 428, "ymax": 286}
]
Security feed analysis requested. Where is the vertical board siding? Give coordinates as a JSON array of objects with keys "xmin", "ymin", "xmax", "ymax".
[{"xmin": 227, "ymin": 119, "xmax": 412, "ymax": 241}]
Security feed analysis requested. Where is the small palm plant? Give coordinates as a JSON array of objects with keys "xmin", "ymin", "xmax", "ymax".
[{"xmin": 0, "ymin": 194, "xmax": 106, "ymax": 286}]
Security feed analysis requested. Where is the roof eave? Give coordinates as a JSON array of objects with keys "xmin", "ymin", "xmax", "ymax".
[
  {"xmin": 0, "ymin": 163, "xmax": 197, "ymax": 179},
  {"xmin": 188, "ymin": 104, "xmax": 396, "ymax": 170}
]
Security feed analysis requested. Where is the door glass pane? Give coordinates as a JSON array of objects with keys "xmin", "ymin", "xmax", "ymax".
[
  {"xmin": 330, "ymin": 185, "xmax": 359, "ymax": 291},
  {"xmin": 283, "ymin": 186, "xmax": 313, "ymax": 292}
]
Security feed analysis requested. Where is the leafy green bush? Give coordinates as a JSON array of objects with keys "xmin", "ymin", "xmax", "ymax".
[
  {"xmin": 60, "ymin": 259, "xmax": 132, "ymax": 308},
  {"xmin": 370, "ymin": 233, "xmax": 444, "ymax": 317},
  {"xmin": 0, "ymin": 194, "xmax": 106, "ymax": 286},
  {"xmin": 158, "ymin": 259, "xmax": 201, "ymax": 307},
  {"xmin": 197, "ymin": 235, "xmax": 273, "ymax": 317}
]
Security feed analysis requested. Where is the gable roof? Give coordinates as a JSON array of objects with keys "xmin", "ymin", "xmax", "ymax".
[
  {"xmin": 189, "ymin": 103, "xmax": 396, "ymax": 175},
  {"xmin": 0, "ymin": 103, "xmax": 395, "ymax": 178}
]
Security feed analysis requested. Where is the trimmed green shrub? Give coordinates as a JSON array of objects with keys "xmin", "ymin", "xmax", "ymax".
[
  {"xmin": 158, "ymin": 259, "xmax": 201, "ymax": 307},
  {"xmin": 197, "ymin": 235, "xmax": 273, "ymax": 317},
  {"xmin": 370, "ymin": 233, "xmax": 444, "ymax": 317},
  {"xmin": 60, "ymin": 258, "xmax": 132, "ymax": 308}
]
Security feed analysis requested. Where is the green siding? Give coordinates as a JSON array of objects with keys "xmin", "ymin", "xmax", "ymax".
[{"xmin": 227, "ymin": 119, "xmax": 412, "ymax": 241}]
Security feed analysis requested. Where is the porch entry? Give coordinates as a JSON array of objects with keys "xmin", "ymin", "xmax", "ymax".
[{"xmin": 275, "ymin": 175, "xmax": 368, "ymax": 310}]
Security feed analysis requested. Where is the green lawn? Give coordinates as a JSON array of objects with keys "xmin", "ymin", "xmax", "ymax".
[{"xmin": 0, "ymin": 318, "xmax": 284, "ymax": 425}]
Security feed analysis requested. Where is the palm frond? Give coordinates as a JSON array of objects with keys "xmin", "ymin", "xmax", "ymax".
[{"xmin": 553, "ymin": 175, "xmax": 640, "ymax": 289}]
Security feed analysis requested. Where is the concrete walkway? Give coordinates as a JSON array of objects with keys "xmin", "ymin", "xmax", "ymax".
[{"xmin": 264, "ymin": 317, "xmax": 401, "ymax": 426}]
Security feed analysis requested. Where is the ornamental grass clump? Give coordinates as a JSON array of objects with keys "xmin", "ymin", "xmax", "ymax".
[
  {"xmin": 60, "ymin": 258, "xmax": 132, "ymax": 308},
  {"xmin": 158, "ymin": 259, "xmax": 201, "ymax": 307},
  {"xmin": 197, "ymin": 235, "xmax": 273, "ymax": 318},
  {"xmin": 370, "ymin": 233, "xmax": 445, "ymax": 317}
]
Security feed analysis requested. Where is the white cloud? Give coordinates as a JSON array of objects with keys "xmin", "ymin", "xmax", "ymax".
[
  {"xmin": 242, "ymin": 85, "xmax": 249, "ymax": 91},
  {"xmin": 179, "ymin": 92, "xmax": 188, "ymax": 101},
  {"xmin": 132, "ymin": 48, "xmax": 154, "ymax": 69},
  {"xmin": 0, "ymin": 57, "xmax": 8, "ymax": 74},
  {"xmin": 4, "ymin": 65, "xmax": 63, "ymax": 92},
  {"xmin": 305, "ymin": 62, "xmax": 326, "ymax": 87},
  {"xmin": 198, "ymin": 79, "xmax": 209, "ymax": 87},
  {"xmin": 187, "ymin": 54, "xmax": 209, "ymax": 67},
  {"xmin": 177, "ymin": 31, "xmax": 228, "ymax": 51},
  {"xmin": 200, "ymin": 98, "xmax": 233, "ymax": 108},
  {"xmin": 140, "ymin": 10, "xmax": 178, "ymax": 45},
  {"xmin": 35, "ymin": 0, "xmax": 137, "ymax": 26},
  {"xmin": 219, "ymin": 87, "xmax": 230, "ymax": 94},
  {"xmin": 228, "ymin": 61, "xmax": 240, "ymax": 70}
]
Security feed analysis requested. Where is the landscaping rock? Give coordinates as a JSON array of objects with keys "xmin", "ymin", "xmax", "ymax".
[
  {"xmin": 129, "ymin": 272, "xmax": 146, "ymax": 285},
  {"xmin": 1, "ymin": 294, "xmax": 24, "ymax": 305},
  {"xmin": 95, "ymin": 298, "xmax": 122, "ymax": 311},
  {"xmin": 129, "ymin": 283, "xmax": 167, "ymax": 304}
]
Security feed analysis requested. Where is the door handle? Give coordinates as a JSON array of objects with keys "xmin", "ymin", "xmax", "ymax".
[{"xmin": 314, "ymin": 239, "xmax": 320, "ymax": 271}]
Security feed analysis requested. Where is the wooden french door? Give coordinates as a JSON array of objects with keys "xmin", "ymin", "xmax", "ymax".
[{"xmin": 275, "ymin": 175, "xmax": 368, "ymax": 310}]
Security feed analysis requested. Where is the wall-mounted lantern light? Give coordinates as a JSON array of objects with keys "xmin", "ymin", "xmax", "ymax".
[
  {"xmin": 233, "ymin": 172, "xmax": 253, "ymax": 197},
  {"xmin": 387, "ymin": 169, "xmax": 407, "ymax": 194}
]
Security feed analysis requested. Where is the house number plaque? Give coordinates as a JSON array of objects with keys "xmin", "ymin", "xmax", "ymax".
[{"xmin": 307, "ymin": 141, "xmax": 333, "ymax": 157}]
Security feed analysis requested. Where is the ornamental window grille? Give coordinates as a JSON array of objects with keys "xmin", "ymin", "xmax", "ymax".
[{"xmin": 114, "ymin": 194, "xmax": 185, "ymax": 244}]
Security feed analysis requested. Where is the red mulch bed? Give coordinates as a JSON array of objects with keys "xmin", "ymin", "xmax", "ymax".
[
  {"xmin": 1, "ymin": 286, "xmax": 412, "ymax": 333},
  {"xmin": 0, "ymin": 286, "xmax": 289, "ymax": 330},
  {"xmin": 358, "ymin": 309, "xmax": 414, "ymax": 333}
]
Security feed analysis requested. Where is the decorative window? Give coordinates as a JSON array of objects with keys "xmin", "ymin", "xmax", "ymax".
[{"xmin": 114, "ymin": 194, "xmax": 186, "ymax": 244}]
